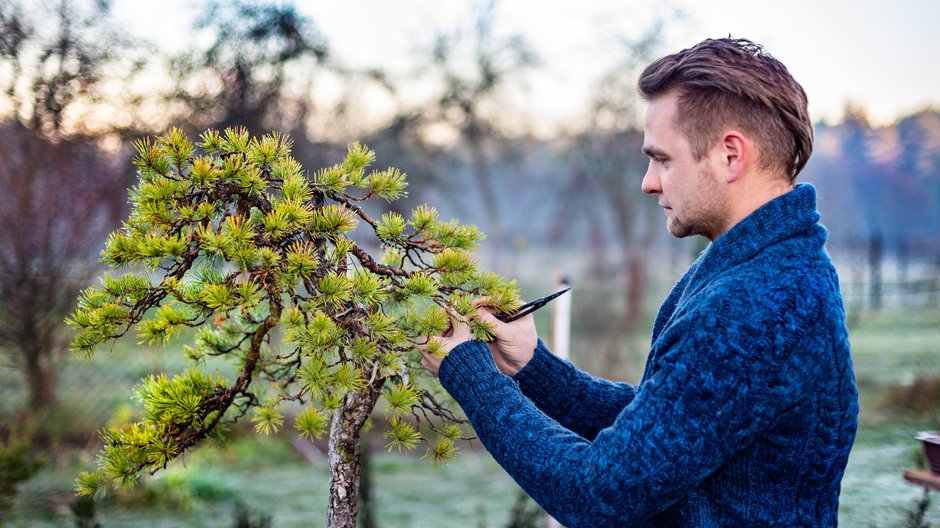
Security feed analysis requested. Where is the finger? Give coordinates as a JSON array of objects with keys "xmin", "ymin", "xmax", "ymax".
[
  {"xmin": 486, "ymin": 305, "xmax": 535, "ymax": 327},
  {"xmin": 441, "ymin": 303, "xmax": 467, "ymax": 337},
  {"xmin": 422, "ymin": 336, "xmax": 455, "ymax": 359},
  {"xmin": 420, "ymin": 348, "xmax": 436, "ymax": 364},
  {"xmin": 473, "ymin": 297, "xmax": 512, "ymax": 322},
  {"xmin": 452, "ymin": 321, "xmax": 472, "ymax": 341},
  {"xmin": 476, "ymin": 307, "xmax": 521, "ymax": 339},
  {"xmin": 471, "ymin": 296, "xmax": 492, "ymax": 308},
  {"xmin": 416, "ymin": 335, "xmax": 429, "ymax": 352},
  {"xmin": 448, "ymin": 316, "xmax": 472, "ymax": 338},
  {"xmin": 475, "ymin": 306, "xmax": 502, "ymax": 325},
  {"xmin": 507, "ymin": 312, "xmax": 535, "ymax": 327},
  {"xmin": 419, "ymin": 334, "xmax": 451, "ymax": 354}
]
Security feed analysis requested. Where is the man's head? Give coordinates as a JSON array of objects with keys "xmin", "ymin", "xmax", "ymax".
[
  {"xmin": 638, "ymin": 38, "xmax": 812, "ymax": 240},
  {"xmin": 638, "ymin": 38, "xmax": 813, "ymax": 181}
]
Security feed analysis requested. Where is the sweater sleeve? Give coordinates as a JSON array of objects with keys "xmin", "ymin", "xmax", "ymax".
[
  {"xmin": 512, "ymin": 339, "xmax": 637, "ymax": 440},
  {"xmin": 438, "ymin": 297, "xmax": 804, "ymax": 528}
]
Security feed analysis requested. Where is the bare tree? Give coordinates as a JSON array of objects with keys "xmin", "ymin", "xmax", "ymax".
[
  {"xmin": 0, "ymin": 0, "xmax": 131, "ymax": 411},
  {"xmin": 0, "ymin": 124, "xmax": 126, "ymax": 410},
  {"xmin": 422, "ymin": 1, "xmax": 537, "ymax": 272},
  {"xmin": 0, "ymin": 0, "xmax": 140, "ymax": 135},
  {"xmin": 167, "ymin": 0, "xmax": 329, "ymax": 137},
  {"xmin": 559, "ymin": 27, "xmax": 663, "ymax": 345},
  {"xmin": 838, "ymin": 106, "xmax": 887, "ymax": 311}
]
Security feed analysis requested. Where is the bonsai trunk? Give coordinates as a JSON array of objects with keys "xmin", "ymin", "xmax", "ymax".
[{"xmin": 327, "ymin": 380, "xmax": 385, "ymax": 528}]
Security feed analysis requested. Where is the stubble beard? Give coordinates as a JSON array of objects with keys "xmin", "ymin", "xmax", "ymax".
[
  {"xmin": 666, "ymin": 213, "xmax": 694, "ymax": 238},
  {"xmin": 666, "ymin": 168, "xmax": 728, "ymax": 240}
]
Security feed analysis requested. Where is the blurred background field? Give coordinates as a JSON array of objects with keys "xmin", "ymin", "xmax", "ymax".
[
  {"xmin": 3, "ymin": 279, "xmax": 939, "ymax": 527},
  {"xmin": 2, "ymin": 0, "xmax": 940, "ymax": 526}
]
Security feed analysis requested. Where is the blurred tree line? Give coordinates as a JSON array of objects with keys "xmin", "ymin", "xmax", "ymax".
[
  {"xmin": 1, "ymin": 0, "xmax": 939, "ymax": 422},
  {"xmin": 804, "ymin": 105, "xmax": 940, "ymax": 312}
]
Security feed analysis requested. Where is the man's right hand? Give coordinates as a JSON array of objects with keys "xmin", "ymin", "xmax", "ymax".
[{"xmin": 475, "ymin": 307, "xmax": 538, "ymax": 376}]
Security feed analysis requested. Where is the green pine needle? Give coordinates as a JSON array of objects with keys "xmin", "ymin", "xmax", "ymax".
[
  {"xmin": 294, "ymin": 407, "xmax": 330, "ymax": 441},
  {"xmin": 75, "ymin": 470, "xmax": 108, "ymax": 499},
  {"xmin": 332, "ymin": 364, "xmax": 365, "ymax": 395},
  {"xmin": 384, "ymin": 419, "xmax": 421, "ymax": 452},
  {"xmin": 441, "ymin": 424, "xmax": 463, "ymax": 440},
  {"xmin": 252, "ymin": 400, "xmax": 284, "ymax": 435},
  {"xmin": 384, "ymin": 383, "xmax": 419, "ymax": 418},
  {"xmin": 314, "ymin": 204, "xmax": 359, "ymax": 234},
  {"xmin": 423, "ymin": 338, "xmax": 448, "ymax": 359},
  {"xmin": 299, "ymin": 356, "xmax": 332, "ymax": 400},
  {"xmin": 469, "ymin": 318, "xmax": 497, "ymax": 342},
  {"xmin": 423, "ymin": 436, "xmax": 459, "ymax": 467},
  {"xmin": 402, "ymin": 274, "xmax": 439, "ymax": 298},
  {"xmin": 317, "ymin": 273, "xmax": 354, "ymax": 308},
  {"xmin": 368, "ymin": 167, "xmax": 408, "ymax": 201},
  {"xmin": 416, "ymin": 307, "xmax": 451, "ymax": 337},
  {"xmin": 376, "ymin": 212, "xmax": 407, "ymax": 243}
]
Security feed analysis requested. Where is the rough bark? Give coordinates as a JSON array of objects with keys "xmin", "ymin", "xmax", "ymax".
[{"xmin": 326, "ymin": 380, "xmax": 385, "ymax": 528}]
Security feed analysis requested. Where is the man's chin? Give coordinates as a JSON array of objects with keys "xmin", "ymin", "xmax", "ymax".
[{"xmin": 666, "ymin": 220, "xmax": 692, "ymax": 239}]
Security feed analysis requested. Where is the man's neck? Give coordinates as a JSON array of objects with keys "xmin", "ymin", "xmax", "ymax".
[{"xmin": 714, "ymin": 175, "xmax": 794, "ymax": 241}]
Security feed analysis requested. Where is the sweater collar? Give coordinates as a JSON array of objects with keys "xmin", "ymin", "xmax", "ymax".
[{"xmin": 685, "ymin": 183, "xmax": 822, "ymax": 289}]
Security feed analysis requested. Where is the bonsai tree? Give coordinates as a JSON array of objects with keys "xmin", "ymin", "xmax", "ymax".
[{"xmin": 67, "ymin": 127, "xmax": 520, "ymax": 527}]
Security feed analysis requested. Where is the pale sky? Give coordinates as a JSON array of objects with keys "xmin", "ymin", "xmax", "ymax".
[{"xmin": 112, "ymin": 0, "xmax": 940, "ymax": 134}]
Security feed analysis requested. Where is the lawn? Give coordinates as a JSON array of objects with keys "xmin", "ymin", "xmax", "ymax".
[
  {"xmin": 4, "ymin": 435, "xmax": 523, "ymax": 527},
  {"xmin": 2, "ymin": 305, "xmax": 939, "ymax": 526}
]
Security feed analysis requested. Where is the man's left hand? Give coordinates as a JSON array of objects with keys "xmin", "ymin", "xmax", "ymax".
[{"xmin": 418, "ymin": 317, "xmax": 473, "ymax": 377}]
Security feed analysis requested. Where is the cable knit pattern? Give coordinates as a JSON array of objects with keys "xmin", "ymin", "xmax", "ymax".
[{"xmin": 438, "ymin": 184, "xmax": 859, "ymax": 527}]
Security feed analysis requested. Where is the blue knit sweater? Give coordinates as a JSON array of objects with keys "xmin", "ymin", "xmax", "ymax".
[{"xmin": 438, "ymin": 184, "xmax": 859, "ymax": 527}]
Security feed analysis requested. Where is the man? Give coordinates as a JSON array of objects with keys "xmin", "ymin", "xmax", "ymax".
[{"xmin": 420, "ymin": 38, "xmax": 858, "ymax": 527}]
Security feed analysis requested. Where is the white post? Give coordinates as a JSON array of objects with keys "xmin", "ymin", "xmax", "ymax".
[
  {"xmin": 551, "ymin": 273, "xmax": 571, "ymax": 361},
  {"xmin": 546, "ymin": 271, "xmax": 571, "ymax": 528}
]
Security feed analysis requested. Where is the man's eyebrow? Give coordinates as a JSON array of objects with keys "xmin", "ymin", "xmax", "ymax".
[{"xmin": 642, "ymin": 146, "xmax": 667, "ymax": 158}]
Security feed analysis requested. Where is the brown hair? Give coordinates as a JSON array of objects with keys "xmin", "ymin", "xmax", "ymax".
[{"xmin": 638, "ymin": 38, "xmax": 813, "ymax": 181}]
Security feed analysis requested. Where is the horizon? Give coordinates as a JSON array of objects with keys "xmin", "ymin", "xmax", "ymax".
[{"xmin": 105, "ymin": 0, "xmax": 940, "ymax": 137}]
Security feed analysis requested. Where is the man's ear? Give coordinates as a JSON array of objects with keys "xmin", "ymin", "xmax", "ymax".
[{"xmin": 721, "ymin": 131, "xmax": 748, "ymax": 183}]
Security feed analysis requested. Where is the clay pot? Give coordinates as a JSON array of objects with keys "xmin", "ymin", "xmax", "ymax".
[{"xmin": 916, "ymin": 432, "xmax": 940, "ymax": 474}]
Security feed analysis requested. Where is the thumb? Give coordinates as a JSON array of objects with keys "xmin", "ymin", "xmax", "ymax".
[
  {"xmin": 475, "ymin": 306, "xmax": 505, "ymax": 327},
  {"xmin": 475, "ymin": 306, "xmax": 512, "ymax": 340}
]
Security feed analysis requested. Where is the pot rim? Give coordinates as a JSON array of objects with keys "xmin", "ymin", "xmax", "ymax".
[{"xmin": 915, "ymin": 431, "xmax": 940, "ymax": 443}]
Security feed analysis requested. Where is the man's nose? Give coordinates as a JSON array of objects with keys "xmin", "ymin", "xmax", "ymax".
[{"xmin": 641, "ymin": 166, "xmax": 660, "ymax": 195}]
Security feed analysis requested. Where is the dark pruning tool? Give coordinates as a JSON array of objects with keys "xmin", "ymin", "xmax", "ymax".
[{"xmin": 494, "ymin": 287, "xmax": 571, "ymax": 323}]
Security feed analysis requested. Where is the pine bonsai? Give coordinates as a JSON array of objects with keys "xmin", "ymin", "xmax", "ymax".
[{"xmin": 67, "ymin": 127, "xmax": 520, "ymax": 527}]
